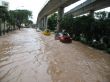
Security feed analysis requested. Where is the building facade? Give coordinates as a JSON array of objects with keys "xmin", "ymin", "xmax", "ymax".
[{"xmin": 0, "ymin": 0, "xmax": 9, "ymax": 9}]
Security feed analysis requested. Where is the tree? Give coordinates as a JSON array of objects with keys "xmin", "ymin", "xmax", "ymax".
[
  {"xmin": 0, "ymin": 6, "xmax": 9, "ymax": 21},
  {"xmin": 25, "ymin": 20, "xmax": 33, "ymax": 26},
  {"xmin": 0, "ymin": 6, "xmax": 9, "ymax": 35},
  {"xmin": 61, "ymin": 14, "xmax": 74, "ymax": 36},
  {"xmin": 48, "ymin": 13, "xmax": 57, "ymax": 31},
  {"xmin": 9, "ymin": 10, "xmax": 32, "ymax": 29},
  {"xmin": 8, "ymin": 10, "xmax": 17, "ymax": 30}
]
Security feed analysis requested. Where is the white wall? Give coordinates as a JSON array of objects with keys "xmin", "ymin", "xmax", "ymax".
[{"xmin": 0, "ymin": 0, "xmax": 9, "ymax": 8}]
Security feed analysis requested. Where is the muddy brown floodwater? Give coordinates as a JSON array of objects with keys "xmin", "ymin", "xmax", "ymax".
[{"xmin": 0, "ymin": 28, "xmax": 110, "ymax": 82}]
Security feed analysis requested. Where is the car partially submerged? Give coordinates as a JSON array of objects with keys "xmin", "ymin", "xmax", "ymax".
[
  {"xmin": 43, "ymin": 29, "xmax": 51, "ymax": 36},
  {"xmin": 55, "ymin": 32, "xmax": 72, "ymax": 43}
]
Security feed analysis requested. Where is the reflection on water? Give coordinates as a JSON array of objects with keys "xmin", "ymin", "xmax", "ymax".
[{"xmin": 0, "ymin": 28, "xmax": 110, "ymax": 82}]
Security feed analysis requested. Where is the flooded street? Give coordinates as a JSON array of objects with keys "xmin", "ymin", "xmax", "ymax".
[{"xmin": 0, "ymin": 28, "xmax": 110, "ymax": 82}]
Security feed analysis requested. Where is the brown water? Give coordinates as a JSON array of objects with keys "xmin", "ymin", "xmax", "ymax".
[{"xmin": 0, "ymin": 28, "xmax": 110, "ymax": 82}]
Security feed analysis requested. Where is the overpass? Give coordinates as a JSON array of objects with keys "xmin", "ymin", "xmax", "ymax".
[
  {"xmin": 66, "ymin": 0, "xmax": 110, "ymax": 16},
  {"xmin": 37, "ymin": 0, "xmax": 110, "ymax": 31},
  {"xmin": 37, "ymin": 0, "xmax": 80, "ymax": 31}
]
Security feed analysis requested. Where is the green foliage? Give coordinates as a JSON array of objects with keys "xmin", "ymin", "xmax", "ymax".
[
  {"xmin": 0, "ymin": 8, "xmax": 33, "ymax": 35},
  {"xmin": 61, "ymin": 14, "xmax": 95, "ymax": 41},
  {"xmin": 8, "ymin": 10, "xmax": 16, "ymax": 25},
  {"xmin": 10, "ymin": 10, "xmax": 32, "ymax": 26},
  {"xmin": 61, "ymin": 14, "xmax": 74, "ymax": 37},
  {"xmin": 60, "ymin": 11, "xmax": 110, "ymax": 52},
  {"xmin": 48, "ymin": 13, "xmax": 57, "ymax": 31},
  {"xmin": 0, "ymin": 6, "xmax": 10, "ymax": 35},
  {"xmin": 0, "ymin": 6, "xmax": 9, "ymax": 22},
  {"xmin": 106, "ymin": 48, "xmax": 110, "ymax": 53},
  {"xmin": 25, "ymin": 20, "xmax": 33, "ymax": 26},
  {"xmin": 4, "ymin": 9, "xmax": 32, "ymax": 28}
]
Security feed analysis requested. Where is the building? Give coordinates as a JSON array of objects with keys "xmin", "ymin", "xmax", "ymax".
[{"xmin": 0, "ymin": 0, "xmax": 9, "ymax": 9}]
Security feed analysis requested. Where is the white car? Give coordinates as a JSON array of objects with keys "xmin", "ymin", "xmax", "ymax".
[{"xmin": 36, "ymin": 28, "xmax": 41, "ymax": 32}]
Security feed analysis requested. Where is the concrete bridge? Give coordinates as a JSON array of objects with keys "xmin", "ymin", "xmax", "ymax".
[
  {"xmin": 37, "ymin": 0, "xmax": 80, "ymax": 30},
  {"xmin": 37, "ymin": 0, "xmax": 110, "ymax": 31},
  {"xmin": 66, "ymin": 0, "xmax": 110, "ymax": 16}
]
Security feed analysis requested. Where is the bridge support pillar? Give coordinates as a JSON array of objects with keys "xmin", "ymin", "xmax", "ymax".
[
  {"xmin": 39, "ymin": 20, "xmax": 42, "ymax": 29},
  {"xmin": 57, "ymin": 7, "xmax": 64, "ymax": 32},
  {"xmin": 38, "ymin": 22, "xmax": 40, "ymax": 28},
  {"xmin": 89, "ymin": 10, "xmax": 94, "ymax": 18},
  {"xmin": 38, "ymin": 21, "xmax": 40, "ymax": 29},
  {"xmin": 40, "ymin": 16, "xmax": 48, "ymax": 30},
  {"xmin": 46, "ymin": 16, "xmax": 48, "ymax": 29},
  {"xmin": 42, "ymin": 19, "xmax": 44, "ymax": 29},
  {"xmin": 43, "ymin": 18, "xmax": 45, "ymax": 28},
  {"xmin": 44, "ymin": 16, "xmax": 48, "ymax": 29},
  {"xmin": 41, "ymin": 20, "xmax": 43, "ymax": 29}
]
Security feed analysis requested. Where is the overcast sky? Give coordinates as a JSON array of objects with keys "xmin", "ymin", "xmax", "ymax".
[
  {"xmin": 6, "ymin": 0, "xmax": 48, "ymax": 23},
  {"xmin": 5, "ymin": 0, "xmax": 110, "ymax": 23},
  {"xmin": 5, "ymin": 0, "xmax": 87, "ymax": 23}
]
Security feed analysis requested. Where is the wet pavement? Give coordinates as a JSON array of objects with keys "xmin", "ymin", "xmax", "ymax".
[{"xmin": 0, "ymin": 28, "xmax": 110, "ymax": 82}]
